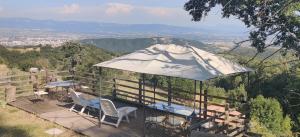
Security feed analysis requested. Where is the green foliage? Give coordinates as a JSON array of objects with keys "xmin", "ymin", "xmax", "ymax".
[
  {"xmin": 185, "ymin": 0, "xmax": 300, "ymax": 56},
  {"xmin": 207, "ymin": 86, "xmax": 227, "ymax": 104},
  {"xmin": 216, "ymin": 75, "xmax": 244, "ymax": 90},
  {"xmin": 250, "ymin": 95, "xmax": 292, "ymax": 136},
  {"xmin": 228, "ymin": 84, "xmax": 247, "ymax": 107},
  {"xmin": 0, "ymin": 43, "xmax": 114, "ymax": 73},
  {"xmin": 0, "ymin": 46, "xmax": 42, "ymax": 71},
  {"xmin": 0, "ymin": 57, "xmax": 4, "ymax": 64},
  {"xmin": 249, "ymin": 119, "xmax": 277, "ymax": 137},
  {"xmin": 143, "ymin": 75, "xmax": 195, "ymax": 99},
  {"xmin": 80, "ymin": 37, "xmax": 208, "ymax": 53}
]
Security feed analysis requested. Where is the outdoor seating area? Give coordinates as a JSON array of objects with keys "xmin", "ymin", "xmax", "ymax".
[
  {"xmin": 8, "ymin": 92, "xmax": 206, "ymax": 137},
  {"xmin": 1, "ymin": 44, "xmax": 253, "ymax": 137},
  {"xmin": 8, "ymin": 94, "xmax": 144, "ymax": 137}
]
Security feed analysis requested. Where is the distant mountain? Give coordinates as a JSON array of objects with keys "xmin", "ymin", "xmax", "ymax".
[
  {"xmin": 0, "ymin": 18, "xmax": 200, "ymax": 35},
  {"xmin": 80, "ymin": 37, "xmax": 221, "ymax": 53},
  {"xmin": 0, "ymin": 17, "xmax": 247, "ymax": 38}
]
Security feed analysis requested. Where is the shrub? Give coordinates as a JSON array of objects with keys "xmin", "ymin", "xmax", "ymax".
[{"xmin": 250, "ymin": 95, "xmax": 292, "ymax": 136}]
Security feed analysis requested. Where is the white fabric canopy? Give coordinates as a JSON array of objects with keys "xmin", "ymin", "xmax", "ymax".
[{"xmin": 94, "ymin": 44, "xmax": 252, "ymax": 81}]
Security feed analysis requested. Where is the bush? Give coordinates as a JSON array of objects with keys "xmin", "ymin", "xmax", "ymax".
[
  {"xmin": 207, "ymin": 86, "xmax": 227, "ymax": 104},
  {"xmin": 250, "ymin": 95, "xmax": 292, "ymax": 136},
  {"xmin": 228, "ymin": 84, "xmax": 247, "ymax": 107}
]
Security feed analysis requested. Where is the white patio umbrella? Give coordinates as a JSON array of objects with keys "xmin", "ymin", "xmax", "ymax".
[{"xmin": 94, "ymin": 44, "xmax": 252, "ymax": 81}]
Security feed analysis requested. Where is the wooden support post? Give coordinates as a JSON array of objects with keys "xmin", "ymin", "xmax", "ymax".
[
  {"xmin": 92, "ymin": 70, "xmax": 96, "ymax": 93},
  {"xmin": 112, "ymin": 78, "xmax": 117, "ymax": 100},
  {"xmin": 138, "ymin": 78, "xmax": 142, "ymax": 104},
  {"xmin": 167, "ymin": 76, "xmax": 171, "ymax": 106},
  {"xmin": 142, "ymin": 74, "xmax": 145, "ymax": 104},
  {"xmin": 224, "ymin": 103, "xmax": 230, "ymax": 135},
  {"xmin": 199, "ymin": 81, "xmax": 203, "ymax": 118},
  {"xmin": 98, "ymin": 67, "xmax": 102, "ymax": 128},
  {"xmin": 153, "ymin": 79, "xmax": 156, "ymax": 104},
  {"xmin": 193, "ymin": 80, "xmax": 197, "ymax": 109},
  {"xmin": 142, "ymin": 74, "xmax": 146, "ymax": 137},
  {"xmin": 204, "ymin": 89, "xmax": 208, "ymax": 119},
  {"xmin": 5, "ymin": 85, "xmax": 16, "ymax": 103}
]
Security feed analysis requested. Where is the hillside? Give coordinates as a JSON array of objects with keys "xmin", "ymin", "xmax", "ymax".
[
  {"xmin": 80, "ymin": 37, "xmax": 281, "ymax": 60},
  {"xmin": 80, "ymin": 37, "xmax": 215, "ymax": 53},
  {"xmin": 0, "ymin": 42, "xmax": 114, "ymax": 72}
]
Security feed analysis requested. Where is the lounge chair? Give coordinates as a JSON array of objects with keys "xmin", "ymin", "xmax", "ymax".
[
  {"xmin": 69, "ymin": 89, "xmax": 99, "ymax": 115},
  {"xmin": 100, "ymin": 99, "xmax": 137, "ymax": 127}
]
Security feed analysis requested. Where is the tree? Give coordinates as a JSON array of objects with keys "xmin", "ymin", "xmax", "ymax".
[
  {"xmin": 228, "ymin": 84, "xmax": 247, "ymax": 107},
  {"xmin": 184, "ymin": 0, "xmax": 300, "ymax": 61},
  {"xmin": 207, "ymin": 86, "xmax": 227, "ymax": 104},
  {"xmin": 249, "ymin": 95, "xmax": 292, "ymax": 136}
]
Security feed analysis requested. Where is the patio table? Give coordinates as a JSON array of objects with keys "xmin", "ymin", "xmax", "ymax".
[
  {"xmin": 45, "ymin": 80, "xmax": 78, "ymax": 101},
  {"xmin": 148, "ymin": 102, "xmax": 199, "ymax": 117},
  {"xmin": 45, "ymin": 80, "xmax": 78, "ymax": 88}
]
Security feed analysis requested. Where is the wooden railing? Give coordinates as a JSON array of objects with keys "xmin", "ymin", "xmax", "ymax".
[{"xmin": 0, "ymin": 70, "xmax": 70, "ymax": 102}]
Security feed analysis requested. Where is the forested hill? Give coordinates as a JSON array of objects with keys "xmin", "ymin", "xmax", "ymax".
[
  {"xmin": 0, "ymin": 42, "xmax": 114, "ymax": 72},
  {"xmin": 80, "ymin": 37, "xmax": 211, "ymax": 53},
  {"xmin": 80, "ymin": 37, "xmax": 282, "ymax": 60}
]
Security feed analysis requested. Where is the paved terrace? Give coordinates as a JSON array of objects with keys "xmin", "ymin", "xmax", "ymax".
[
  {"xmin": 8, "ymin": 95, "xmax": 144, "ymax": 137},
  {"xmin": 8, "ymin": 94, "xmax": 235, "ymax": 137}
]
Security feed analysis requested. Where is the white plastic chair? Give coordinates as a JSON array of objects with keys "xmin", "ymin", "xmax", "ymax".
[
  {"xmin": 33, "ymin": 82, "xmax": 48, "ymax": 102},
  {"xmin": 34, "ymin": 89, "xmax": 48, "ymax": 101},
  {"xmin": 100, "ymin": 99, "xmax": 137, "ymax": 127},
  {"xmin": 69, "ymin": 89, "xmax": 99, "ymax": 115}
]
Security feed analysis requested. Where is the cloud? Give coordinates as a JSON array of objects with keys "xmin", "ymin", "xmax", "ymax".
[
  {"xmin": 144, "ymin": 7, "xmax": 173, "ymax": 17},
  {"xmin": 0, "ymin": 7, "xmax": 3, "ymax": 12},
  {"xmin": 61, "ymin": 4, "xmax": 80, "ymax": 14},
  {"xmin": 105, "ymin": 3, "xmax": 133, "ymax": 16}
]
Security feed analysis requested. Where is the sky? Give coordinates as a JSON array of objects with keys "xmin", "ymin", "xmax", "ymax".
[{"xmin": 0, "ymin": 0, "xmax": 247, "ymax": 30}]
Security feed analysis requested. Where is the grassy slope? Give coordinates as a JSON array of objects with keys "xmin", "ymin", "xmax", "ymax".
[{"xmin": 0, "ymin": 105, "xmax": 84, "ymax": 137}]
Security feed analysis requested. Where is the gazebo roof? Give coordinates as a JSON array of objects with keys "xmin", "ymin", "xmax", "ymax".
[{"xmin": 94, "ymin": 44, "xmax": 252, "ymax": 81}]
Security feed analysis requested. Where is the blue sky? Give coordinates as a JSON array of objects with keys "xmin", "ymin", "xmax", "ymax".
[{"xmin": 0, "ymin": 0, "xmax": 247, "ymax": 30}]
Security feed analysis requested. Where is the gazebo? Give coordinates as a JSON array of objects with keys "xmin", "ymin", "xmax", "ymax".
[{"xmin": 94, "ymin": 44, "xmax": 252, "ymax": 135}]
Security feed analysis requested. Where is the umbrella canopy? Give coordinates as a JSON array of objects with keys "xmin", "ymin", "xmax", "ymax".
[{"xmin": 94, "ymin": 44, "xmax": 252, "ymax": 81}]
